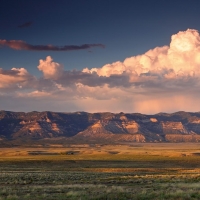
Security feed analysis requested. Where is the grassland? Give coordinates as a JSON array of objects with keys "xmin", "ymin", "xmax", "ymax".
[{"xmin": 0, "ymin": 143, "xmax": 200, "ymax": 199}]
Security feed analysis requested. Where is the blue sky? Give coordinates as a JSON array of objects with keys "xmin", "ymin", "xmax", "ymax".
[
  {"xmin": 1, "ymin": 0, "xmax": 200, "ymax": 74},
  {"xmin": 1, "ymin": 0, "xmax": 200, "ymax": 113}
]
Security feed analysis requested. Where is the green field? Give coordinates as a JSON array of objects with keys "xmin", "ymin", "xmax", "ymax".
[{"xmin": 1, "ymin": 143, "xmax": 200, "ymax": 199}]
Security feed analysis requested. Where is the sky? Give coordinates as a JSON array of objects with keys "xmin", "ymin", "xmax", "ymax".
[{"xmin": 1, "ymin": 0, "xmax": 200, "ymax": 114}]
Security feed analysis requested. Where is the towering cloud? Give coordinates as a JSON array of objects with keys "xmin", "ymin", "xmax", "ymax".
[
  {"xmin": 84, "ymin": 29, "xmax": 200, "ymax": 79},
  {"xmin": 37, "ymin": 56, "xmax": 63, "ymax": 79},
  {"xmin": 1, "ymin": 29, "xmax": 200, "ymax": 113}
]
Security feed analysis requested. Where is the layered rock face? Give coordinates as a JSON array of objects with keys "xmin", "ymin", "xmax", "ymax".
[
  {"xmin": 1, "ymin": 110, "xmax": 200, "ymax": 142},
  {"xmin": 0, "ymin": 111, "xmax": 92, "ymax": 139}
]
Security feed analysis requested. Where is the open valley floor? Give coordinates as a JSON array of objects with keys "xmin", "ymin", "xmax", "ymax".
[{"xmin": 0, "ymin": 143, "xmax": 200, "ymax": 199}]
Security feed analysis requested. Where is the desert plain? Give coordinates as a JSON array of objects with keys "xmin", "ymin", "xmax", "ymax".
[{"xmin": 0, "ymin": 143, "xmax": 200, "ymax": 199}]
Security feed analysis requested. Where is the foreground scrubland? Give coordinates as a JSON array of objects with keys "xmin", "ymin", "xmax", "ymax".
[{"xmin": 0, "ymin": 143, "xmax": 200, "ymax": 199}]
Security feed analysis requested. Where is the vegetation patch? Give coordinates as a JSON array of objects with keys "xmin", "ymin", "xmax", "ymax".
[
  {"xmin": 107, "ymin": 151, "xmax": 119, "ymax": 154},
  {"xmin": 28, "ymin": 151, "xmax": 60, "ymax": 155},
  {"xmin": 0, "ymin": 144, "xmax": 200, "ymax": 199}
]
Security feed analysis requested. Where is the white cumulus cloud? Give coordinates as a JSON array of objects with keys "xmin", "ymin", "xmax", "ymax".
[
  {"xmin": 85, "ymin": 29, "xmax": 200, "ymax": 80},
  {"xmin": 2, "ymin": 29, "xmax": 200, "ymax": 113},
  {"xmin": 37, "ymin": 56, "xmax": 64, "ymax": 79}
]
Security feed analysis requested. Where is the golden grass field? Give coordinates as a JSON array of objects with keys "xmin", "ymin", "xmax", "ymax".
[
  {"xmin": 1, "ymin": 142, "xmax": 200, "ymax": 158},
  {"xmin": 1, "ymin": 143, "xmax": 200, "ymax": 199}
]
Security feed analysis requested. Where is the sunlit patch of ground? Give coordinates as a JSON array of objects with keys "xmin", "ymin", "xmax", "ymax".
[{"xmin": 0, "ymin": 143, "xmax": 200, "ymax": 158}]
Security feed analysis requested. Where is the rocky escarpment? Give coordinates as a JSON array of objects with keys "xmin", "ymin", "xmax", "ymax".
[
  {"xmin": 1, "ymin": 110, "xmax": 200, "ymax": 142},
  {"xmin": 0, "ymin": 111, "xmax": 93, "ymax": 139}
]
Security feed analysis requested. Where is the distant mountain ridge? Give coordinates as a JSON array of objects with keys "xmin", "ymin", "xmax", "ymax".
[{"xmin": 1, "ymin": 110, "xmax": 200, "ymax": 143}]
